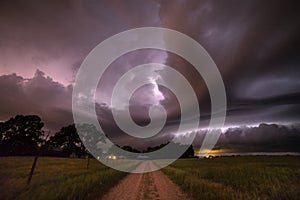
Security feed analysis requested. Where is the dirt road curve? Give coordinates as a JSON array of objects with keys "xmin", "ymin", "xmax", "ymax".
[{"xmin": 101, "ymin": 161, "xmax": 191, "ymax": 200}]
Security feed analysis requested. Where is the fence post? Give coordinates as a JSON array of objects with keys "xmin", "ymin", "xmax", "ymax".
[
  {"xmin": 86, "ymin": 155, "xmax": 90, "ymax": 170},
  {"xmin": 26, "ymin": 131, "xmax": 50, "ymax": 186},
  {"xmin": 27, "ymin": 156, "xmax": 38, "ymax": 185}
]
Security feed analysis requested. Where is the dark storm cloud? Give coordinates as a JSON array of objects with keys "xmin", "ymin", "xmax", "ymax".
[
  {"xmin": 0, "ymin": 70, "xmax": 73, "ymax": 131},
  {"xmin": 156, "ymin": 0, "xmax": 300, "ymax": 126},
  {"xmin": 0, "ymin": 0, "xmax": 299, "ymax": 143},
  {"xmin": 216, "ymin": 123, "xmax": 300, "ymax": 152},
  {"xmin": 0, "ymin": 0, "xmax": 165, "ymax": 132},
  {"xmin": 0, "ymin": 0, "xmax": 161, "ymax": 84}
]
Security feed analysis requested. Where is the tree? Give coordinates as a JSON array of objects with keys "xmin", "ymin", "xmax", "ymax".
[
  {"xmin": 76, "ymin": 123, "xmax": 108, "ymax": 156},
  {"xmin": 121, "ymin": 145, "xmax": 141, "ymax": 153},
  {"xmin": 180, "ymin": 144, "xmax": 194, "ymax": 158},
  {"xmin": 48, "ymin": 124, "xmax": 86, "ymax": 157},
  {"xmin": 0, "ymin": 115, "xmax": 44, "ymax": 156},
  {"xmin": 0, "ymin": 122, "xmax": 4, "ymax": 144}
]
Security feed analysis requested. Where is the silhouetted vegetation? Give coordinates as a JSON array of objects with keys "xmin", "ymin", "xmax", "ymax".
[
  {"xmin": 2, "ymin": 114, "xmax": 298, "ymax": 159},
  {"xmin": 0, "ymin": 115, "xmax": 89, "ymax": 157},
  {"xmin": 0, "ymin": 114, "xmax": 195, "ymax": 158},
  {"xmin": 0, "ymin": 115, "xmax": 44, "ymax": 156},
  {"xmin": 180, "ymin": 144, "xmax": 194, "ymax": 158},
  {"xmin": 117, "ymin": 142, "xmax": 194, "ymax": 159},
  {"xmin": 47, "ymin": 124, "xmax": 86, "ymax": 157}
]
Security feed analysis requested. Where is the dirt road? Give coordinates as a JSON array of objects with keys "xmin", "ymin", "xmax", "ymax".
[{"xmin": 101, "ymin": 161, "xmax": 191, "ymax": 200}]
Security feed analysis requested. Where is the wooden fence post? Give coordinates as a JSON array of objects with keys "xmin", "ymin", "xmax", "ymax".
[
  {"xmin": 26, "ymin": 131, "xmax": 50, "ymax": 186},
  {"xmin": 86, "ymin": 156, "xmax": 90, "ymax": 170},
  {"xmin": 27, "ymin": 156, "xmax": 38, "ymax": 186}
]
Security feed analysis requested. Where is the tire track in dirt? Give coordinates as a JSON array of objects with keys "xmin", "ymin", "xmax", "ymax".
[{"xmin": 101, "ymin": 161, "xmax": 191, "ymax": 200}]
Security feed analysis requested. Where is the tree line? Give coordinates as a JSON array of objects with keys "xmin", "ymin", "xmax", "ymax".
[
  {"xmin": 0, "ymin": 114, "xmax": 194, "ymax": 158},
  {"xmin": 0, "ymin": 115, "xmax": 83, "ymax": 157}
]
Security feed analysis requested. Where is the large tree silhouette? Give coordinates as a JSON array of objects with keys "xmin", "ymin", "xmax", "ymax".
[
  {"xmin": 0, "ymin": 115, "xmax": 44, "ymax": 156},
  {"xmin": 48, "ymin": 124, "xmax": 86, "ymax": 157}
]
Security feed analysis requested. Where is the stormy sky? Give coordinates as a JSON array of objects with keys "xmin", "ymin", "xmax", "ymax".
[{"xmin": 0, "ymin": 0, "xmax": 300, "ymax": 148}]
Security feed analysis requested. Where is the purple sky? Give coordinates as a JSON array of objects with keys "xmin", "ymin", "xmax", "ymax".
[{"xmin": 0, "ymin": 0, "xmax": 300, "ymax": 141}]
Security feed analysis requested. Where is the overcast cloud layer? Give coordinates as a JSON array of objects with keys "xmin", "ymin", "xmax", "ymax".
[{"xmin": 0, "ymin": 0, "xmax": 300, "ymax": 145}]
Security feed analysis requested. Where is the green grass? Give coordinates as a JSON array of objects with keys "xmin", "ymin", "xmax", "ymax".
[
  {"xmin": 0, "ymin": 157, "xmax": 127, "ymax": 200},
  {"xmin": 163, "ymin": 156, "xmax": 300, "ymax": 200},
  {"xmin": 2, "ymin": 156, "xmax": 299, "ymax": 200}
]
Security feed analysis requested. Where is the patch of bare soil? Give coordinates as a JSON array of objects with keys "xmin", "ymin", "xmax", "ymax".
[{"xmin": 101, "ymin": 161, "xmax": 191, "ymax": 200}]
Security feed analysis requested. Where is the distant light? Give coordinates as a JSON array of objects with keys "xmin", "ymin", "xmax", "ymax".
[{"xmin": 107, "ymin": 155, "xmax": 117, "ymax": 160}]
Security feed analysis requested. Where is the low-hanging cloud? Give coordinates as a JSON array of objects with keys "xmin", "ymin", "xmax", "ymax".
[
  {"xmin": 0, "ymin": 0, "xmax": 299, "ymax": 147},
  {"xmin": 0, "ymin": 70, "xmax": 73, "ymax": 131},
  {"xmin": 191, "ymin": 123, "xmax": 300, "ymax": 153}
]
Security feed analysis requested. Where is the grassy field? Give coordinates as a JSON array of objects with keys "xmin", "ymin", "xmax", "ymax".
[
  {"xmin": 163, "ymin": 156, "xmax": 300, "ymax": 200},
  {"xmin": 0, "ymin": 157, "xmax": 127, "ymax": 200},
  {"xmin": 1, "ymin": 156, "xmax": 299, "ymax": 200}
]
